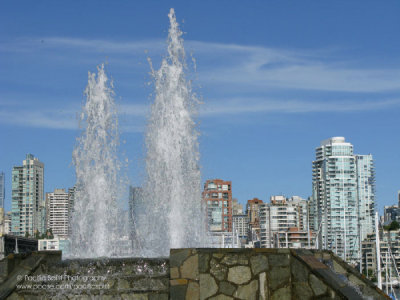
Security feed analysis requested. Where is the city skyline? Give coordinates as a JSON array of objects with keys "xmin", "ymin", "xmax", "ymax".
[{"xmin": 1, "ymin": 1, "xmax": 400, "ymax": 213}]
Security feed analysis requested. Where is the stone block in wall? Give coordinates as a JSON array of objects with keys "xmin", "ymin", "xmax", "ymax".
[
  {"xmin": 170, "ymin": 249, "xmax": 191, "ymax": 268},
  {"xmin": 234, "ymin": 279, "xmax": 258, "ymax": 300},
  {"xmin": 200, "ymin": 273, "xmax": 218, "ymax": 299},
  {"xmin": 180, "ymin": 253, "xmax": 198, "ymax": 280},
  {"xmin": 227, "ymin": 266, "xmax": 251, "ymax": 285},
  {"xmin": 218, "ymin": 281, "xmax": 235, "ymax": 296},
  {"xmin": 250, "ymin": 254, "xmax": 268, "ymax": 275}
]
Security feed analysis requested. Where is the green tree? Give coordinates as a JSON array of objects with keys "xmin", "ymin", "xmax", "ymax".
[
  {"xmin": 46, "ymin": 228, "xmax": 54, "ymax": 239},
  {"xmin": 389, "ymin": 221, "xmax": 400, "ymax": 231},
  {"xmin": 34, "ymin": 230, "xmax": 41, "ymax": 239},
  {"xmin": 384, "ymin": 221, "xmax": 400, "ymax": 231}
]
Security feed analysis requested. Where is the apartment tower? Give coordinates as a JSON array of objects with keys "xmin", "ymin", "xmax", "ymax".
[
  {"xmin": 202, "ymin": 179, "xmax": 232, "ymax": 232},
  {"xmin": 11, "ymin": 154, "xmax": 45, "ymax": 236},
  {"xmin": 311, "ymin": 137, "xmax": 375, "ymax": 263},
  {"xmin": 46, "ymin": 188, "xmax": 71, "ymax": 238}
]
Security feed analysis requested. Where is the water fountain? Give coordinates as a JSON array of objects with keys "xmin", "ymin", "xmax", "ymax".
[
  {"xmin": 68, "ymin": 8, "xmax": 205, "ymax": 259},
  {"xmin": 68, "ymin": 64, "xmax": 126, "ymax": 258},
  {"xmin": 135, "ymin": 8, "xmax": 206, "ymax": 257}
]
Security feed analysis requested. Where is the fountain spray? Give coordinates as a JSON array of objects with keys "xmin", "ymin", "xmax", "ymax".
[
  {"xmin": 136, "ymin": 8, "xmax": 206, "ymax": 256},
  {"xmin": 69, "ymin": 65, "xmax": 121, "ymax": 258}
]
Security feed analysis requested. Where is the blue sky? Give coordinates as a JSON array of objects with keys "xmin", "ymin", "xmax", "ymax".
[{"xmin": 1, "ymin": 1, "xmax": 400, "ymax": 213}]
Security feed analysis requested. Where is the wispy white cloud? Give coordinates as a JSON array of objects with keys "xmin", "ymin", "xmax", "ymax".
[
  {"xmin": 185, "ymin": 42, "xmax": 400, "ymax": 93},
  {"xmin": 2, "ymin": 37, "xmax": 400, "ymax": 93},
  {"xmin": 42, "ymin": 37, "xmax": 164, "ymax": 54},
  {"xmin": 200, "ymin": 98, "xmax": 400, "ymax": 116},
  {"xmin": 0, "ymin": 108, "xmax": 146, "ymax": 133},
  {"xmin": 0, "ymin": 109, "xmax": 78, "ymax": 130},
  {"xmin": 0, "ymin": 100, "xmax": 148, "ymax": 132},
  {"xmin": 118, "ymin": 97, "xmax": 400, "ymax": 118},
  {"xmin": 1, "ymin": 37, "xmax": 399, "ymax": 130},
  {"xmin": 0, "ymin": 37, "xmax": 164, "ymax": 54},
  {"xmin": 0, "ymin": 96, "xmax": 398, "ymax": 130},
  {"xmin": 199, "ymin": 62, "xmax": 400, "ymax": 93}
]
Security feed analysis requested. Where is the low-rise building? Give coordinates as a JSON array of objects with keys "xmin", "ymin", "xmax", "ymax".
[
  {"xmin": 232, "ymin": 214, "xmax": 248, "ymax": 245},
  {"xmin": 272, "ymin": 227, "xmax": 314, "ymax": 249},
  {"xmin": 361, "ymin": 230, "xmax": 400, "ymax": 280},
  {"xmin": 38, "ymin": 237, "xmax": 69, "ymax": 252}
]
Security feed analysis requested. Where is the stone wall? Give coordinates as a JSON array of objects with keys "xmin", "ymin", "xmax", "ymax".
[
  {"xmin": 170, "ymin": 248, "xmax": 389, "ymax": 300},
  {"xmin": 0, "ymin": 248, "xmax": 390, "ymax": 299}
]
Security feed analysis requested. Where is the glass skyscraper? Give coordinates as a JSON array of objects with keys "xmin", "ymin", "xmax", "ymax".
[
  {"xmin": 11, "ymin": 154, "xmax": 45, "ymax": 237},
  {"xmin": 311, "ymin": 137, "xmax": 375, "ymax": 263}
]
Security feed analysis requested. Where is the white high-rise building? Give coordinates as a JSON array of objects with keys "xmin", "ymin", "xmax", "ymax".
[
  {"xmin": 356, "ymin": 154, "xmax": 375, "ymax": 241},
  {"xmin": 46, "ymin": 189, "xmax": 70, "ymax": 238},
  {"xmin": 310, "ymin": 137, "xmax": 375, "ymax": 263},
  {"xmin": 11, "ymin": 154, "xmax": 45, "ymax": 237}
]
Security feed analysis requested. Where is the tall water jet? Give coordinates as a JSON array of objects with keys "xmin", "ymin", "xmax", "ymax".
[
  {"xmin": 136, "ymin": 8, "xmax": 206, "ymax": 256},
  {"xmin": 69, "ymin": 65, "xmax": 122, "ymax": 258}
]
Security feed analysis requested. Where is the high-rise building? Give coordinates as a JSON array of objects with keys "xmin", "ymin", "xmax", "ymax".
[
  {"xmin": 260, "ymin": 195, "xmax": 310, "ymax": 248},
  {"xmin": 46, "ymin": 189, "xmax": 70, "ymax": 238},
  {"xmin": 11, "ymin": 154, "xmax": 45, "ymax": 237},
  {"xmin": 384, "ymin": 205, "xmax": 400, "ymax": 224},
  {"xmin": 0, "ymin": 172, "xmax": 5, "ymax": 209},
  {"xmin": 232, "ymin": 198, "xmax": 243, "ymax": 215},
  {"xmin": 310, "ymin": 137, "xmax": 375, "ymax": 263},
  {"xmin": 356, "ymin": 155, "xmax": 375, "ymax": 241},
  {"xmin": 246, "ymin": 198, "xmax": 263, "ymax": 242},
  {"xmin": 202, "ymin": 179, "xmax": 232, "ymax": 232}
]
